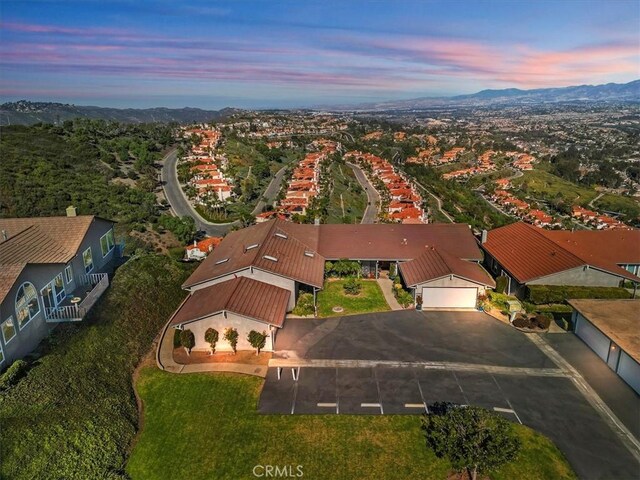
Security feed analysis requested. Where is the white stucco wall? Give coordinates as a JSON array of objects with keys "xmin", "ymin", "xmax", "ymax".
[
  {"xmin": 188, "ymin": 267, "xmax": 297, "ymax": 310},
  {"xmin": 416, "ymin": 275, "xmax": 486, "ymax": 295},
  {"xmin": 177, "ymin": 311, "xmax": 276, "ymax": 352},
  {"xmin": 528, "ymin": 266, "xmax": 622, "ymax": 287}
]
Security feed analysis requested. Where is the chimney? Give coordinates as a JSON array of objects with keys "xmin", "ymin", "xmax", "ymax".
[
  {"xmin": 1, "ymin": 230, "xmax": 7, "ymax": 242},
  {"xmin": 66, "ymin": 205, "xmax": 77, "ymax": 217},
  {"xmin": 481, "ymin": 229, "xmax": 488, "ymax": 244}
]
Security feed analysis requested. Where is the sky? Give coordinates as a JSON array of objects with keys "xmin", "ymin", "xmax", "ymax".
[{"xmin": 0, "ymin": 0, "xmax": 639, "ymax": 109}]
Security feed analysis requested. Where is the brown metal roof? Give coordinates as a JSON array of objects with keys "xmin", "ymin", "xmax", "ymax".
[
  {"xmin": 399, "ymin": 246, "xmax": 495, "ymax": 287},
  {"xmin": 170, "ymin": 276, "xmax": 290, "ymax": 328},
  {"xmin": 543, "ymin": 229, "xmax": 640, "ymax": 266},
  {"xmin": 568, "ymin": 299, "xmax": 640, "ymax": 363},
  {"xmin": 482, "ymin": 222, "xmax": 640, "ymax": 284},
  {"xmin": 182, "ymin": 220, "xmax": 325, "ymax": 289},
  {"xmin": 0, "ymin": 215, "xmax": 111, "ymax": 303},
  {"xmin": 317, "ymin": 223, "xmax": 482, "ymax": 261}
]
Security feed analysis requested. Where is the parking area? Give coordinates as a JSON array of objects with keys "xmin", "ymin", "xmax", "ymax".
[
  {"xmin": 275, "ymin": 310, "xmax": 556, "ymax": 369},
  {"xmin": 258, "ymin": 365, "xmax": 640, "ymax": 479}
]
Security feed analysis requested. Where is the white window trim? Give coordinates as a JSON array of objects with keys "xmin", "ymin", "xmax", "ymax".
[
  {"xmin": 83, "ymin": 247, "xmax": 94, "ymax": 274},
  {"xmin": 0, "ymin": 342, "xmax": 4, "ymax": 365},
  {"xmin": 100, "ymin": 230, "xmax": 115, "ymax": 258},
  {"xmin": 16, "ymin": 282, "xmax": 40, "ymax": 330},
  {"xmin": 65, "ymin": 264, "xmax": 74, "ymax": 284},
  {"xmin": 53, "ymin": 273, "xmax": 66, "ymax": 304},
  {"xmin": 1, "ymin": 316, "xmax": 17, "ymax": 345}
]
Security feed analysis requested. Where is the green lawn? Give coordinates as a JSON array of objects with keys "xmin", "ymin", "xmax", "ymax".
[
  {"xmin": 127, "ymin": 368, "xmax": 576, "ymax": 480},
  {"xmin": 317, "ymin": 279, "xmax": 391, "ymax": 317}
]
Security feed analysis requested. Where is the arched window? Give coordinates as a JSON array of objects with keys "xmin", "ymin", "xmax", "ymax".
[{"xmin": 15, "ymin": 282, "xmax": 40, "ymax": 328}]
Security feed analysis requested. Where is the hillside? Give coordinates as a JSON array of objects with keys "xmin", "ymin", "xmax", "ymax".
[{"xmin": 0, "ymin": 100, "xmax": 241, "ymax": 126}]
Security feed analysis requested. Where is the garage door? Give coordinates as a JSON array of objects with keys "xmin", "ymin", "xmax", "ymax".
[
  {"xmin": 421, "ymin": 287, "xmax": 477, "ymax": 309},
  {"xmin": 575, "ymin": 315, "xmax": 610, "ymax": 362}
]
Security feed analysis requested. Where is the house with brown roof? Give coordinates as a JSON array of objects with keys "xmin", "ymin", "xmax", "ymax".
[
  {"xmin": 0, "ymin": 210, "xmax": 121, "ymax": 367},
  {"xmin": 168, "ymin": 220, "xmax": 491, "ymax": 352},
  {"xmin": 481, "ymin": 222, "xmax": 640, "ymax": 297}
]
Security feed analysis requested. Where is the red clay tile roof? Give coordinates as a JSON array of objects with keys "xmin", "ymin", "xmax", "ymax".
[
  {"xmin": 399, "ymin": 246, "xmax": 495, "ymax": 287},
  {"xmin": 483, "ymin": 222, "xmax": 640, "ymax": 283},
  {"xmin": 170, "ymin": 276, "xmax": 290, "ymax": 328}
]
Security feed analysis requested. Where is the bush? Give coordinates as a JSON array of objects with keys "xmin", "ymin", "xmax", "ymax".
[
  {"xmin": 173, "ymin": 329, "xmax": 182, "ymax": 348},
  {"xmin": 204, "ymin": 328, "xmax": 219, "ymax": 354},
  {"xmin": 533, "ymin": 314, "xmax": 552, "ymax": 330},
  {"xmin": 224, "ymin": 327, "xmax": 239, "ymax": 354},
  {"xmin": 247, "ymin": 330, "xmax": 267, "ymax": 354},
  {"xmin": 180, "ymin": 329, "xmax": 195, "ymax": 354},
  {"xmin": 395, "ymin": 289, "xmax": 414, "ymax": 308},
  {"xmin": 326, "ymin": 259, "xmax": 361, "ymax": 278},
  {"xmin": 527, "ymin": 285, "xmax": 631, "ymax": 304},
  {"xmin": 343, "ymin": 277, "xmax": 362, "ymax": 295},
  {"xmin": 292, "ymin": 293, "xmax": 315, "ymax": 316},
  {"xmin": 168, "ymin": 246, "xmax": 186, "ymax": 262},
  {"xmin": 512, "ymin": 315, "xmax": 528, "ymax": 328},
  {"xmin": 495, "ymin": 276, "xmax": 508, "ymax": 294},
  {"xmin": 0, "ymin": 360, "xmax": 29, "ymax": 391}
]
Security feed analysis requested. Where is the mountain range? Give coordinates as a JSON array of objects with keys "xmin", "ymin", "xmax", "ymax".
[{"xmin": 1, "ymin": 80, "xmax": 638, "ymax": 124}]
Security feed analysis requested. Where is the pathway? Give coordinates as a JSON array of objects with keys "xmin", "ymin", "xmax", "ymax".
[
  {"xmin": 376, "ymin": 277, "xmax": 404, "ymax": 310},
  {"xmin": 155, "ymin": 317, "xmax": 268, "ymax": 377},
  {"xmin": 410, "ymin": 178, "xmax": 455, "ymax": 222}
]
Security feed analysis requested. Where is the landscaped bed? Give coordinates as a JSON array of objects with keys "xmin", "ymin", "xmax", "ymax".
[
  {"xmin": 173, "ymin": 348, "xmax": 271, "ymax": 365},
  {"xmin": 316, "ymin": 279, "xmax": 391, "ymax": 317},
  {"xmin": 127, "ymin": 367, "xmax": 577, "ymax": 480}
]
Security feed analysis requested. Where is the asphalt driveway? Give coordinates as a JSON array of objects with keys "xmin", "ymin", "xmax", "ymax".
[{"xmin": 275, "ymin": 310, "xmax": 555, "ymax": 369}]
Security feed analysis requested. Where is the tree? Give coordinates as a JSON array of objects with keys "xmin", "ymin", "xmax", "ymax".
[
  {"xmin": 204, "ymin": 328, "xmax": 219, "ymax": 355},
  {"xmin": 421, "ymin": 406, "xmax": 521, "ymax": 480},
  {"xmin": 247, "ymin": 330, "xmax": 267, "ymax": 355},
  {"xmin": 180, "ymin": 329, "xmax": 195, "ymax": 355},
  {"xmin": 343, "ymin": 277, "xmax": 362, "ymax": 295},
  {"xmin": 224, "ymin": 327, "xmax": 239, "ymax": 354}
]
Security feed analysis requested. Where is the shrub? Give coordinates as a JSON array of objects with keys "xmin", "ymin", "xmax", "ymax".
[
  {"xmin": 527, "ymin": 285, "xmax": 631, "ymax": 304},
  {"xmin": 343, "ymin": 277, "xmax": 362, "ymax": 295},
  {"xmin": 168, "ymin": 246, "xmax": 186, "ymax": 262},
  {"xmin": 395, "ymin": 289, "xmax": 414, "ymax": 308},
  {"xmin": 180, "ymin": 329, "xmax": 195, "ymax": 354},
  {"xmin": 326, "ymin": 259, "xmax": 361, "ymax": 278},
  {"xmin": 533, "ymin": 314, "xmax": 552, "ymax": 330},
  {"xmin": 0, "ymin": 360, "xmax": 29, "ymax": 391},
  {"xmin": 204, "ymin": 328, "xmax": 219, "ymax": 354},
  {"xmin": 173, "ymin": 329, "xmax": 182, "ymax": 348},
  {"xmin": 512, "ymin": 315, "xmax": 528, "ymax": 328},
  {"xmin": 224, "ymin": 327, "xmax": 239, "ymax": 354},
  {"xmin": 495, "ymin": 276, "xmax": 508, "ymax": 294},
  {"xmin": 292, "ymin": 293, "xmax": 315, "ymax": 316},
  {"xmin": 247, "ymin": 330, "xmax": 267, "ymax": 355}
]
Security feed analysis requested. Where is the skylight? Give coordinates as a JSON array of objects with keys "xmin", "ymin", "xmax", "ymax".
[
  {"xmin": 245, "ymin": 243, "xmax": 259, "ymax": 251},
  {"xmin": 215, "ymin": 258, "xmax": 229, "ymax": 265},
  {"xmin": 263, "ymin": 255, "xmax": 278, "ymax": 262},
  {"xmin": 304, "ymin": 251, "xmax": 315, "ymax": 258},
  {"xmin": 275, "ymin": 232, "xmax": 288, "ymax": 239}
]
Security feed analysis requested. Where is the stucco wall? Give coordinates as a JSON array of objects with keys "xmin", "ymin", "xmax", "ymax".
[
  {"xmin": 177, "ymin": 311, "xmax": 275, "ymax": 352},
  {"xmin": 527, "ymin": 266, "xmax": 622, "ymax": 287},
  {"xmin": 416, "ymin": 276, "xmax": 486, "ymax": 295},
  {"xmin": 188, "ymin": 268, "xmax": 297, "ymax": 311}
]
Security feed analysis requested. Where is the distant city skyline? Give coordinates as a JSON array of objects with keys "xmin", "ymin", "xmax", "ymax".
[{"xmin": 1, "ymin": 0, "xmax": 638, "ymax": 109}]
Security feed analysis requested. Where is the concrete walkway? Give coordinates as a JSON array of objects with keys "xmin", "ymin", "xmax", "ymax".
[
  {"xmin": 155, "ymin": 319, "xmax": 268, "ymax": 377},
  {"xmin": 376, "ymin": 277, "xmax": 404, "ymax": 310}
]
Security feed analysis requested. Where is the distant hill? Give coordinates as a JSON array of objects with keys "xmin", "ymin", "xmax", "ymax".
[
  {"xmin": 326, "ymin": 79, "xmax": 640, "ymax": 111},
  {"xmin": 0, "ymin": 100, "xmax": 242, "ymax": 125}
]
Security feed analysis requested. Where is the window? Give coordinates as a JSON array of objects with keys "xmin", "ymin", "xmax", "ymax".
[
  {"xmin": 100, "ymin": 230, "xmax": 115, "ymax": 257},
  {"xmin": 65, "ymin": 264, "xmax": 73, "ymax": 284},
  {"xmin": 83, "ymin": 247, "xmax": 94, "ymax": 273},
  {"xmin": 15, "ymin": 282, "xmax": 40, "ymax": 328},
  {"xmin": 53, "ymin": 273, "xmax": 66, "ymax": 304},
  {"xmin": 0, "ymin": 342, "xmax": 4, "ymax": 365},
  {"xmin": 2, "ymin": 317, "xmax": 16, "ymax": 344}
]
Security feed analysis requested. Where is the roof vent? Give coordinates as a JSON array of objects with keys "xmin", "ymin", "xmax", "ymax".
[
  {"xmin": 215, "ymin": 258, "xmax": 229, "ymax": 265},
  {"xmin": 275, "ymin": 232, "xmax": 288, "ymax": 239},
  {"xmin": 304, "ymin": 251, "xmax": 315, "ymax": 258},
  {"xmin": 263, "ymin": 255, "xmax": 278, "ymax": 262}
]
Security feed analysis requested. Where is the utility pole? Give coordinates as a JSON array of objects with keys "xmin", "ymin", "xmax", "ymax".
[{"xmin": 340, "ymin": 193, "xmax": 345, "ymax": 218}]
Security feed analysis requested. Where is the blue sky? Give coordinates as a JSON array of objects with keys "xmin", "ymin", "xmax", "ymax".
[{"xmin": 0, "ymin": 0, "xmax": 638, "ymax": 109}]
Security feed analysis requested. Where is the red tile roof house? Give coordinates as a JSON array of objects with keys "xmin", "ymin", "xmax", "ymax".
[
  {"xmin": 0, "ymin": 212, "xmax": 122, "ymax": 368},
  {"xmin": 481, "ymin": 222, "xmax": 640, "ymax": 298},
  {"xmin": 168, "ymin": 220, "xmax": 494, "ymax": 353}
]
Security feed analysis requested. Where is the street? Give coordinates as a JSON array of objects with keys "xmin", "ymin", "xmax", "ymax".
[{"xmin": 346, "ymin": 161, "xmax": 380, "ymax": 223}]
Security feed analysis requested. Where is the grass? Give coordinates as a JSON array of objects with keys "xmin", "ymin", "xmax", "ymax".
[
  {"xmin": 513, "ymin": 169, "xmax": 597, "ymax": 204},
  {"xmin": 317, "ymin": 279, "xmax": 391, "ymax": 317},
  {"xmin": 326, "ymin": 162, "xmax": 367, "ymax": 224},
  {"xmin": 127, "ymin": 368, "xmax": 576, "ymax": 480}
]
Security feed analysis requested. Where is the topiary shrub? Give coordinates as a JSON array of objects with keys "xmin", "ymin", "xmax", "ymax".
[
  {"xmin": 204, "ymin": 328, "xmax": 219, "ymax": 354},
  {"xmin": 495, "ymin": 276, "xmax": 508, "ymax": 294},
  {"xmin": 224, "ymin": 327, "xmax": 239, "ymax": 354},
  {"xmin": 343, "ymin": 277, "xmax": 362, "ymax": 295},
  {"xmin": 247, "ymin": 330, "xmax": 267, "ymax": 355},
  {"xmin": 180, "ymin": 329, "xmax": 195, "ymax": 354},
  {"xmin": 0, "ymin": 360, "xmax": 29, "ymax": 391},
  {"xmin": 292, "ymin": 293, "xmax": 315, "ymax": 316}
]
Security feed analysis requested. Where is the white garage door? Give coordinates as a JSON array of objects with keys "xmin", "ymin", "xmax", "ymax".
[
  {"xmin": 575, "ymin": 315, "xmax": 610, "ymax": 362},
  {"xmin": 421, "ymin": 287, "xmax": 477, "ymax": 309}
]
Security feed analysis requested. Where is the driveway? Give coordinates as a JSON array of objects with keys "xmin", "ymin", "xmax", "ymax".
[{"xmin": 259, "ymin": 310, "xmax": 640, "ymax": 479}]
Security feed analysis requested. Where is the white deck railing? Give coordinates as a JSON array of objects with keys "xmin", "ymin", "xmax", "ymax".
[{"xmin": 45, "ymin": 273, "xmax": 109, "ymax": 322}]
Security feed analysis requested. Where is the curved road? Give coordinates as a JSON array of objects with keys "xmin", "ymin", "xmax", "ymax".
[
  {"xmin": 346, "ymin": 162, "xmax": 380, "ymax": 224},
  {"xmin": 160, "ymin": 148, "xmax": 287, "ymax": 236}
]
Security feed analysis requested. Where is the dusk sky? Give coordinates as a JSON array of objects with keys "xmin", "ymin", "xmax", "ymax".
[{"xmin": 1, "ymin": 0, "xmax": 639, "ymax": 109}]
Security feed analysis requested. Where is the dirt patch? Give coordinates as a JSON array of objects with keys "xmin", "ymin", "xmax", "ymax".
[
  {"xmin": 129, "ymin": 228, "xmax": 181, "ymax": 254},
  {"xmin": 128, "ymin": 349, "xmax": 157, "ymax": 455},
  {"xmin": 173, "ymin": 348, "xmax": 271, "ymax": 365}
]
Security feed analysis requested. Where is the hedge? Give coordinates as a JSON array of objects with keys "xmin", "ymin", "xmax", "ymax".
[
  {"xmin": 0, "ymin": 255, "xmax": 193, "ymax": 480},
  {"xmin": 527, "ymin": 285, "xmax": 632, "ymax": 305}
]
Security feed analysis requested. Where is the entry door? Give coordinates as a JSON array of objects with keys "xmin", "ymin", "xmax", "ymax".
[
  {"xmin": 41, "ymin": 284, "xmax": 56, "ymax": 310},
  {"xmin": 607, "ymin": 343, "xmax": 621, "ymax": 371}
]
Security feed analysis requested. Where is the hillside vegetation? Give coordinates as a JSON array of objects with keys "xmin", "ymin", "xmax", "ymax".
[{"xmin": 0, "ymin": 255, "xmax": 192, "ymax": 480}]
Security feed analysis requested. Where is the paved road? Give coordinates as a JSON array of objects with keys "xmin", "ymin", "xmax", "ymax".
[
  {"xmin": 346, "ymin": 162, "xmax": 380, "ymax": 224},
  {"xmin": 160, "ymin": 148, "xmax": 286, "ymax": 236},
  {"xmin": 409, "ymin": 177, "xmax": 455, "ymax": 223}
]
